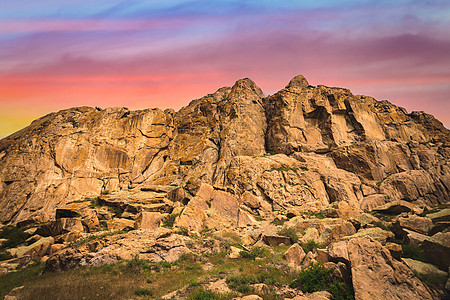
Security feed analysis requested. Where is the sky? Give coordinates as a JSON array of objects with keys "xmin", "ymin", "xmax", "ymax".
[{"xmin": 1, "ymin": 0, "xmax": 449, "ymax": 138}]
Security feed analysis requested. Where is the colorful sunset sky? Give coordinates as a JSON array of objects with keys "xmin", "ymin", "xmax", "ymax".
[{"xmin": 1, "ymin": 0, "xmax": 450, "ymax": 138}]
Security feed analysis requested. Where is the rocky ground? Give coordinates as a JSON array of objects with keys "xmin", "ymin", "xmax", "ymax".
[{"xmin": 0, "ymin": 75, "xmax": 449, "ymax": 299}]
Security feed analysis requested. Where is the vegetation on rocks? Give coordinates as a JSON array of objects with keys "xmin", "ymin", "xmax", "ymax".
[{"xmin": 290, "ymin": 263, "xmax": 354, "ymax": 300}]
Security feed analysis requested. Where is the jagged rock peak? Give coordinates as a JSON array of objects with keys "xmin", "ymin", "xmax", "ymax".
[
  {"xmin": 286, "ymin": 74, "xmax": 309, "ymax": 89},
  {"xmin": 231, "ymin": 78, "xmax": 265, "ymax": 98}
]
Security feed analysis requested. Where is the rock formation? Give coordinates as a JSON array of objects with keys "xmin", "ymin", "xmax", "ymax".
[{"xmin": 0, "ymin": 75, "xmax": 449, "ymax": 299}]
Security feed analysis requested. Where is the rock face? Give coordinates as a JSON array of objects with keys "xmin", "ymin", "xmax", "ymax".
[{"xmin": 0, "ymin": 74, "xmax": 449, "ymax": 226}]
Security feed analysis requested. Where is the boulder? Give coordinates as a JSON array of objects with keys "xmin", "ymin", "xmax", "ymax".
[
  {"xmin": 429, "ymin": 221, "xmax": 450, "ymax": 235},
  {"xmin": 241, "ymin": 191, "xmax": 261, "ymax": 209},
  {"xmin": 56, "ymin": 218, "xmax": 86, "ymax": 233},
  {"xmin": 232, "ymin": 296, "xmax": 263, "ymax": 300},
  {"xmin": 348, "ymin": 236, "xmax": 438, "ymax": 300},
  {"xmin": 323, "ymin": 201, "xmax": 358, "ymax": 220},
  {"xmin": 360, "ymin": 194, "xmax": 389, "ymax": 211},
  {"xmin": 327, "ymin": 241, "xmax": 349, "ymax": 264},
  {"xmin": 354, "ymin": 213, "xmax": 381, "ymax": 228},
  {"xmin": 262, "ymin": 234, "xmax": 291, "ymax": 246},
  {"xmin": 421, "ymin": 232, "xmax": 450, "ymax": 270},
  {"xmin": 299, "ymin": 227, "xmax": 320, "ymax": 244},
  {"xmin": 341, "ymin": 227, "xmax": 394, "ymax": 245},
  {"xmin": 385, "ymin": 242, "xmax": 402, "ymax": 260},
  {"xmin": 394, "ymin": 215, "xmax": 433, "ymax": 235},
  {"xmin": 106, "ymin": 218, "xmax": 134, "ymax": 232},
  {"xmin": 283, "ymin": 243, "xmax": 306, "ymax": 266},
  {"xmin": 15, "ymin": 236, "xmax": 54, "ymax": 260},
  {"xmin": 134, "ymin": 212, "xmax": 162, "ymax": 230}
]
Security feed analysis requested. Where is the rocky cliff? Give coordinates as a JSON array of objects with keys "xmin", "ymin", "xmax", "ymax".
[
  {"xmin": 1, "ymin": 75, "xmax": 450, "ymax": 299},
  {"xmin": 1, "ymin": 75, "xmax": 448, "ymax": 224}
]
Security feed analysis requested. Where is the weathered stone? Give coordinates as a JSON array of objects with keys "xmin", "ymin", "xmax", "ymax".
[
  {"xmin": 323, "ymin": 201, "xmax": 358, "ymax": 220},
  {"xmin": 319, "ymin": 220, "xmax": 356, "ymax": 245},
  {"xmin": 348, "ymin": 236, "xmax": 438, "ymax": 300},
  {"xmin": 241, "ymin": 191, "xmax": 261, "ymax": 209},
  {"xmin": 301, "ymin": 251, "xmax": 317, "ymax": 269},
  {"xmin": 429, "ymin": 221, "xmax": 450, "ymax": 235},
  {"xmin": 360, "ymin": 194, "xmax": 389, "ymax": 211},
  {"xmin": 134, "ymin": 212, "xmax": 162, "ymax": 230},
  {"xmin": 341, "ymin": 227, "xmax": 394, "ymax": 245},
  {"xmin": 421, "ymin": 232, "xmax": 450, "ymax": 270},
  {"xmin": 327, "ymin": 241, "xmax": 349, "ymax": 264},
  {"xmin": 283, "ymin": 243, "xmax": 306, "ymax": 266},
  {"xmin": 393, "ymin": 215, "xmax": 433, "ymax": 235},
  {"xmin": 207, "ymin": 278, "xmax": 233, "ymax": 294},
  {"xmin": 354, "ymin": 213, "xmax": 381, "ymax": 228},
  {"xmin": 299, "ymin": 227, "xmax": 320, "ymax": 244},
  {"xmin": 252, "ymin": 283, "xmax": 270, "ymax": 295},
  {"xmin": 15, "ymin": 236, "xmax": 54, "ymax": 260},
  {"xmin": 232, "ymin": 295, "xmax": 263, "ymax": 300},
  {"xmin": 227, "ymin": 246, "xmax": 242, "ymax": 259},
  {"xmin": 106, "ymin": 218, "xmax": 134, "ymax": 232},
  {"xmin": 385, "ymin": 242, "xmax": 402, "ymax": 260},
  {"xmin": 262, "ymin": 234, "xmax": 291, "ymax": 246}
]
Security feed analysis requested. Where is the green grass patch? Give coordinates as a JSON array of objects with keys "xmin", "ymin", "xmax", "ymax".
[{"xmin": 0, "ymin": 261, "xmax": 44, "ymax": 299}]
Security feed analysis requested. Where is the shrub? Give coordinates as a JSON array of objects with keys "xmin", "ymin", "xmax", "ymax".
[
  {"xmin": 277, "ymin": 227, "xmax": 299, "ymax": 243},
  {"xmin": 163, "ymin": 213, "xmax": 179, "ymax": 228},
  {"xmin": 271, "ymin": 218, "xmax": 287, "ymax": 226},
  {"xmin": 240, "ymin": 246, "xmax": 269, "ymax": 260},
  {"xmin": 0, "ymin": 226, "xmax": 31, "ymax": 251},
  {"xmin": 290, "ymin": 263, "xmax": 354, "ymax": 300},
  {"xmin": 175, "ymin": 226, "xmax": 189, "ymax": 236},
  {"xmin": 134, "ymin": 288, "xmax": 152, "ymax": 296},
  {"xmin": 301, "ymin": 240, "xmax": 322, "ymax": 253}
]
